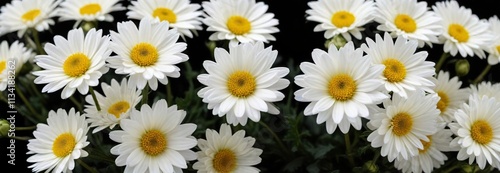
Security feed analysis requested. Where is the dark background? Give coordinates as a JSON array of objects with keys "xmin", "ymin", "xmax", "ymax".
[{"xmin": 1, "ymin": 0, "xmax": 499, "ymax": 172}]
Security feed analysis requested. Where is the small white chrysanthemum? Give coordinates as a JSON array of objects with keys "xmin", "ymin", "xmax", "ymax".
[
  {"xmin": 202, "ymin": 0, "xmax": 279, "ymax": 45},
  {"xmin": 197, "ymin": 41, "xmax": 290, "ymax": 126},
  {"xmin": 0, "ymin": 40, "xmax": 34, "ymax": 91},
  {"xmin": 361, "ymin": 33, "xmax": 436, "ymax": 98},
  {"xmin": 57, "ymin": 0, "xmax": 125, "ymax": 27},
  {"xmin": 374, "ymin": 0, "xmax": 442, "ymax": 48},
  {"xmin": 367, "ymin": 90, "xmax": 439, "ymax": 162},
  {"xmin": 294, "ymin": 42, "xmax": 388, "ymax": 134},
  {"xmin": 306, "ymin": 0, "xmax": 375, "ymax": 41},
  {"xmin": 486, "ymin": 15, "xmax": 500, "ymax": 65},
  {"xmin": 468, "ymin": 81, "xmax": 500, "ymax": 101},
  {"xmin": 109, "ymin": 18, "xmax": 189, "ymax": 90},
  {"xmin": 449, "ymin": 95, "xmax": 500, "ymax": 169},
  {"xmin": 0, "ymin": 0, "xmax": 60, "ymax": 37},
  {"xmin": 32, "ymin": 28, "xmax": 110, "ymax": 99},
  {"xmin": 84, "ymin": 78, "xmax": 142, "ymax": 133},
  {"xmin": 394, "ymin": 123, "xmax": 453, "ymax": 173},
  {"xmin": 109, "ymin": 99, "xmax": 197, "ymax": 173},
  {"xmin": 433, "ymin": 71, "xmax": 469, "ymax": 123},
  {"xmin": 432, "ymin": 0, "xmax": 493, "ymax": 58},
  {"xmin": 193, "ymin": 123, "xmax": 263, "ymax": 173},
  {"xmin": 27, "ymin": 108, "xmax": 90, "ymax": 173},
  {"xmin": 127, "ymin": 0, "xmax": 203, "ymax": 40}
]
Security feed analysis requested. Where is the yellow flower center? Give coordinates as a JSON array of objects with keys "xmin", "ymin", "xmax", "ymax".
[
  {"xmin": 331, "ymin": 11, "xmax": 355, "ymax": 28},
  {"xmin": 327, "ymin": 74, "xmax": 356, "ymax": 101},
  {"xmin": 52, "ymin": 133, "xmax": 76, "ymax": 157},
  {"xmin": 22, "ymin": 9, "xmax": 41, "ymax": 22},
  {"xmin": 213, "ymin": 149, "xmax": 237, "ymax": 173},
  {"xmin": 436, "ymin": 91, "xmax": 449, "ymax": 113},
  {"xmin": 226, "ymin": 16, "xmax": 251, "ymax": 35},
  {"xmin": 227, "ymin": 71, "xmax": 256, "ymax": 98},
  {"xmin": 63, "ymin": 53, "xmax": 91, "ymax": 77},
  {"xmin": 391, "ymin": 112, "xmax": 413, "ymax": 136},
  {"xmin": 80, "ymin": 3, "xmax": 102, "ymax": 15},
  {"xmin": 130, "ymin": 43, "xmax": 159, "ymax": 67},
  {"xmin": 470, "ymin": 120, "xmax": 493, "ymax": 145},
  {"xmin": 495, "ymin": 45, "xmax": 500, "ymax": 54},
  {"xmin": 448, "ymin": 24, "xmax": 469, "ymax": 43},
  {"xmin": 152, "ymin": 7, "xmax": 177, "ymax": 23},
  {"xmin": 383, "ymin": 58, "xmax": 406, "ymax": 83},
  {"xmin": 0, "ymin": 61, "xmax": 6, "ymax": 73},
  {"xmin": 394, "ymin": 14, "xmax": 417, "ymax": 33},
  {"xmin": 419, "ymin": 136, "xmax": 432, "ymax": 154},
  {"xmin": 140, "ymin": 129, "xmax": 167, "ymax": 156},
  {"xmin": 107, "ymin": 101, "xmax": 130, "ymax": 118}
]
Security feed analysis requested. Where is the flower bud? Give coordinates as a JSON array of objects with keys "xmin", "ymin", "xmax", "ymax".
[
  {"xmin": 0, "ymin": 119, "xmax": 10, "ymax": 138},
  {"xmin": 325, "ymin": 34, "xmax": 347, "ymax": 49},
  {"xmin": 455, "ymin": 59, "xmax": 470, "ymax": 77},
  {"xmin": 362, "ymin": 160, "xmax": 378, "ymax": 173},
  {"xmin": 81, "ymin": 21, "xmax": 96, "ymax": 33}
]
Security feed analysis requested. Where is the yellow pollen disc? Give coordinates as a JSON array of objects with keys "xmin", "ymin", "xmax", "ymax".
[
  {"xmin": 0, "ymin": 61, "xmax": 6, "ymax": 73},
  {"xmin": 213, "ymin": 149, "xmax": 237, "ymax": 173},
  {"xmin": 107, "ymin": 101, "xmax": 130, "ymax": 118},
  {"xmin": 52, "ymin": 133, "xmax": 76, "ymax": 157},
  {"xmin": 80, "ymin": 3, "xmax": 102, "ymax": 15},
  {"xmin": 394, "ymin": 14, "xmax": 417, "ymax": 33},
  {"xmin": 130, "ymin": 43, "xmax": 159, "ymax": 67},
  {"xmin": 331, "ymin": 11, "xmax": 355, "ymax": 28},
  {"xmin": 327, "ymin": 74, "xmax": 357, "ymax": 101},
  {"xmin": 448, "ymin": 24, "xmax": 469, "ymax": 43},
  {"xmin": 470, "ymin": 120, "xmax": 493, "ymax": 145},
  {"xmin": 391, "ymin": 112, "xmax": 413, "ymax": 136},
  {"xmin": 419, "ymin": 136, "xmax": 432, "ymax": 154},
  {"xmin": 22, "ymin": 9, "xmax": 41, "ymax": 22},
  {"xmin": 140, "ymin": 129, "xmax": 167, "ymax": 156},
  {"xmin": 383, "ymin": 58, "xmax": 407, "ymax": 83},
  {"xmin": 226, "ymin": 16, "xmax": 251, "ymax": 35},
  {"xmin": 227, "ymin": 71, "xmax": 256, "ymax": 98},
  {"xmin": 153, "ymin": 7, "xmax": 177, "ymax": 23},
  {"xmin": 436, "ymin": 91, "xmax": 449, "ymax": 113},
  {"xmin": 63, "ymin": 53, "xmax": 91, "ymax": 77},
  {"xmin": 495, "ymin": 45, "xmax": 500, "ymax": 54}
]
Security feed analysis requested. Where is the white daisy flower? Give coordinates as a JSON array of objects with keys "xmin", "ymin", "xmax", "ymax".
[
  {"xmin": 84, "ymin": 78, "xmax": 142, "ymax": 133},
  {"xmin": 433, "ymin": 70, "xmax": 469, "ymax": 123},
  {"xmin": 486, "ymin": 15, "xmax": 500, "ymax": 65},
  {"xmin": 197, "ymin": 41, "xmax": 290, "ymax": 126},
  {"xmin": 193, "ymin": 123, "xmax": 263, "ymax": 173},
  {"xmin": 449, "ymin": 95, "xmax": 500, "ymax": 169},
  {"xmin": 361, "ymin": 32, "xmax": 436, "ymax": 98},
  {"xmin": 109, "ymin": 18, "xmax": 188, "ymax": 90},
  {"xmin": 0, "ymin": 0, "xmax": 60, "ymax": 37},
  {"xmin": 468, "ymin": 81, "xmax": 500, "ymax": 101},
  {"xmin": 27, "ymin": 108, "xmax": 90, "ymax": 173},
  {"xmin": 109, "ymin": 99, "xmax": 197, "ymax": 173},
  {"xmin": 127, "ymin": 0, "xmax": 203, "ymax": 40},
  {"xmin": 432, "ymin": 0, "xmax": 493, "ymax": 58},
  {"xmin": 57, "ymin": 0, "xmax": 125, "ymax": 27},
  {"xmin": 374, "ymin": 0, "xmax": 442, "ymax": 48},
  {"xmin": 306, "ymin": 0, "xmax": 375, "ymax": 41},
  {"xmin": 294, "ymin": 42, "xmax": 388, "ymax": 134},
  {"xmin": 202, "ymin": 0, "xmax": 279, "ymax": 45},
  {"xmin": 367, "ymin": 90, "xmax": 439, "ymax": 162},
  {"xmin": 32, "ymin": 28, "xmax": 110, "ymax": 99},
  {"xmin": 0, "ymin": 40, "xmax": 34, "ymax": 91},
  {"xmin": 394, "ymin": 123, "xmax": 453, "ymax": 173}
]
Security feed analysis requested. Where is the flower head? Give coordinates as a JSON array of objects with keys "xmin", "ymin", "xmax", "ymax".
[
  {"xmin": 0, "ymin": 40, "xmax": 34, "ymax": 91},
  {"xmin": 57, "ymin": 0, "xmax": 125, "ymax": 27},
  {"xmin": 294, "ymin": 42, "xmax": 388, "ymax": 134},
  {"xmin": 433, "ymin": 71, "xmax": 469, "ymax": 123},
  {"xmin": 27, "ymin": 108, "xmax": 90, "ymax": 173},
  {"xmin": 193, "ymin": 123, "xmax": 263, "ymax": 173},
  {"xmin": 197, "ymin": 41, "xmax": 290, "ymax": 126},
  {"xmin": 486, "ymin": 15, "xmax": 500, "ymax": 65},
  {"xmin": 0, "ymin": 0, "xmax": 60, "ymax": 37},
  {"xmin": 109, "ymin": 99, "xmax": 197, "ymax": 172},
  {"xmin": 32, "ymin": 28, "xmax": 110, "ymax": 99}
]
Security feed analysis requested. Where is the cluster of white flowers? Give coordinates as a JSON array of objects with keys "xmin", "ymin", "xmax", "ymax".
[{"xmin": 0, "ymin": 0, "xmax": 499, "ymax": 172}]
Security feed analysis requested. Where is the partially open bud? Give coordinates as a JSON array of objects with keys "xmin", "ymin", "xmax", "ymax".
[
  {"xmin": 325, "ymin": 34, "xmax": 347, "ymax": 49},
  {"xmin": 455, "ymin": 59, "xmax": 470, "ymax": 77},
  {"xmin": 362, "ymin": 160, "xmax": 378, "ymax": 173},
  {"xmin": 0, "ymin": 119, "xmax": 10, "ymax": 138}
]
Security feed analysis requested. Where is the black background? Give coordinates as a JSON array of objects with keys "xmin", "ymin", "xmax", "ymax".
[{"xmin": 1, "ymin": 0, "xmax": 499, "ymax": 172}]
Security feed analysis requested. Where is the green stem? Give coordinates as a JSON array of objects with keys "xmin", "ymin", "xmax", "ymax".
[
  {"xmin": 29, "ymin": 81, "xmax": 44, "ymax": 101},
  {"xmin": 142, "ymin": 85, "xmax": 149, "ymax": 105},
  {"xmin": 259, "ymin": 121, "xmax": 291, "ymax": 157},
  {"xmin": 16, "ymin": 126, "xmax": 36, "ymax": 131},
  {"xmin": 8, "ymin": 136, "xmax": 32, "ymax": 141},
  {"xmin": 472, "ymin": 64, "xmax": 491, "ymax": 85},
  {"xmin": 31, "ymin": 29, "xmax": 45, "ymax": 55},
  {"xmin": 16, "ymin": 86, "xmax": 41, "ymax": 119},
  {"xmin": 89, "ymin": 87, "xmax": 101, "ymax": 111},
  {"xmin": 166, "ymin": 82, "xmax": 173, "ymax": 106},
  {"xmin": 69, "ymin": 96, "xmax": 83, "ymax": 113},
  {"xmin": 344, "ymin": 133, "xmax": 355, "ymax": 167},
  {"xmin": 435, "ymin": 52, "xmax": 450, "ymax": 73},
  {"xmin": 88, "ymin": 153, "xmax": 115, "ymax": 165},
  {"xmin": 76, "ymin": 159, "xmax": 98, "ymax": 173}
]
